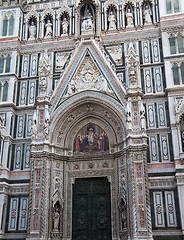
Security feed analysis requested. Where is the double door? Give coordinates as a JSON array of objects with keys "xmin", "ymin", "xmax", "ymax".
[{"xmin": 72, "ymin": 177, "xmax": 112, "ymax": 240}]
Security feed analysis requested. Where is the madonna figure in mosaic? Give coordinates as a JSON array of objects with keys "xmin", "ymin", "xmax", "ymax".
[{"xmin": 74, "ymin": 124, "xmax": 109, "ymax": 154}]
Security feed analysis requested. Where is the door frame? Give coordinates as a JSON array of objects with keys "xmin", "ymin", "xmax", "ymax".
[
  {"xmin": 64, "ymin": 164, "xmax": 119, "ymax": 240},
  {"xmin": 72, "ymin": 177, "xmax": 112, "ymax": 240}
]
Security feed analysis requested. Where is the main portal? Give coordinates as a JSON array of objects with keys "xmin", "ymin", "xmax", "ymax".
[{"xmin": 72, "ymin": 177, "xmax": 112, "ymax": 240}]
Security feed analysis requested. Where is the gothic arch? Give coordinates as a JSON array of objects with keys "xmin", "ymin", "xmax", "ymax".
[
  {"xmin": 58, "ymin": 5, "xmax": 72, "ymax": 17},
  {"xmin": 122, "ymin": 0, "xmax": 136, "ymax": 9},
  {"xmin": 41, "ymin": 8, "xmax": 55, "ymax": 21},
  {"xmin": 104, "ymin": 0, "xmax": 119, "ymax": 12},
  {"xmin": 75, "ymin": 0, "xmax": 100, "ymax": 9},
  {"xmin": 50, "ymin": 92, "xmax": 126, "ymax": 155},
  {"xmin": 25, "ymin": 9, "xmax": 39, "ymax": 23}
]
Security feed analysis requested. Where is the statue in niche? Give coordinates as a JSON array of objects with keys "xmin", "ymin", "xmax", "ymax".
[
  {"xmin": 53, "ymin": 210, "xmax": 60, "ymax": 232},
  {"xmin": 126, "ymin": 101, "xmax": 132, "ymax": 130},
  {"xmin": 31, "ymin": 112, "xmax": 37, "ymax": 139},
  {"xmin": 81, "ymin": 9, "xmax": 94, "ymax": 31},
  {"xmin": 45, "ymin": 19, "xmax": 53, "ymax": 37},
  {"xmin": 126, "ymin": 8, "xmax": 134, "ymax": 27},
  {"xmin": 62, "ymin": 18, "xmax": 69, "ymax": 35},
  {"xmin": 119, "ymin": 197, "xmax": 127, "ymax": 229},
  {"xmin": 29, "ymin": 20, "xmax": 36, "ymax": 40},
  {"xmin": 139, "ymin": 102, "xmax": 146, "ymax": 130},
  {"xmin": 108, "ymin": 11, "xmax": 116, "ymax": 30},
  {"xmin": 143, "ymin": 5, "xmax": 152, "ymax": 25}
]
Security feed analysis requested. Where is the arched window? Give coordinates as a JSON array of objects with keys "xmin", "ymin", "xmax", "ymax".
[
  {"xmin": 0, "ymin": 56, "xmax": 4, "ymax": 73},
  {"xmin": 2, "ymin": 81, "xmax": 8, "ymax": 101},
  {"xmin": 2, "ymin": 13, "xmax": 14, "ymax": 37},
  {"xmin": 169, "ymin": 35, "xmax": 176, "ymax": 54},
  {"xmin": 166, "ymin": 0, "xmax": 180, "ymax": 14},
  {"xmin": 177, "ymin": 34, "xmax": 184, "ymax": 53},
  {"xmin": 181, "ymin": 63, "xmax": 184, "ymax": 84},
  {"xmin": 180, "ymin": 115, "xmax": 184, "ymax": 152},
  {"xmin": 173, "ymin": 64, "xmax": 179, "ymax": 85},
  {"xmin": 2, "ymin": 16, "xmax": 8, "ymax": 36},
  {"xmin": 5, "ymin": 55, "xmax": 11, "ymax": 73},
  {"xmin": 9, "ymin": 16, "xmax": 14, "ymax": 35},
  {"xmin": 0, "ymin": 82, "xmax": 2, "ymax": 100}
]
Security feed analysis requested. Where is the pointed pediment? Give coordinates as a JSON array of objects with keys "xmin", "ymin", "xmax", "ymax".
[
  {"xmin": 64, "ymin": 51, "xmax": 113, "ymax": 97},
  {"xmin": 50, "ymin": 40, "xmax": 126, "ymax": 111}
]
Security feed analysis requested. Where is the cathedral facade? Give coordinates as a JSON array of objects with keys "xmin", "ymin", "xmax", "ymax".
[{"xmin": 0, "ymin": 0, "xmax": 184, "ymax": 239}]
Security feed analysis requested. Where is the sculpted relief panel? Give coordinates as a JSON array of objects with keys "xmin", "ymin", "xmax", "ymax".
[{"xmin": 65, "ymin": 54, "xmax": 112, "ymax": 96}]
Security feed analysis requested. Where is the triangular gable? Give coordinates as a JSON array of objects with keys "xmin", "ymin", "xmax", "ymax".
[{"xmin": 50, "ymin": 39, "xmax": 126, "ymax": 112}]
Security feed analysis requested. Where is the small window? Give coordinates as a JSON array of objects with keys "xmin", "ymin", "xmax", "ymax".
[
  {"xmin": 166, "ymin": 0, "xmax": 180, "ymax": 14},
  {"xmin": 177, "ymin": 34, "xmax": 184, "ymax": 53},
  {"xmin": 5, "ymin": 55, "xmax": 11, "ymax": 73},
  {"xmin": 181, "ymin": 63, "xmax": 184, "ymax": 84},
  {"xmin": 169, "ymin": 36, "xmax": 176, "ymax": 54},
  {"xmin": 173, "ymin": 64, "xmax": 179, "ymax": 85},
  {"xmin": 2, "ymin": 14, "xmax": 14, "ymax": 37},
  {"xmin": 9, "ymin": 16, "xmax": 14, "ymax": 35},
  {"xmin": 166, "ymin": 0, "xmax": 172, "ymax": 14},
  {"xmin": 174, "ymin": 0, "xmax": 180, "ymax": 12},
  {"xmin": 2, "ymin": 17, "xmax": 8, "ymax": 36},
  {"xmin": 0, "ymin": 56, "xmax": 4, "ymax": 73},
  {"xmin": 2, "ymin": 82, "xmax": 8, "ymax": 101}
]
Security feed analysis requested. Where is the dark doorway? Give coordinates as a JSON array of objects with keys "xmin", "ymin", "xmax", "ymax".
[{"xmin": 72, "ymin": 177, "xmax": 112, "ymax": 240}]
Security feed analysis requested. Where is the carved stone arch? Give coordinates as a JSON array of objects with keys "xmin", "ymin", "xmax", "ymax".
[
  {"xmin": 50, "ymin": 93, "xmax": 126, "ymax": 155},
  {"xmin": 104, "ymin": 0, "xmax": 119, "ymax": 12},
  {"xmin": 53, "ymin": 190, "xmax": 64, "ymax": 208},
  {"xmin": 41, "ymin": 7, "xmax": 55, "ymax": 21},
  {"xmin": 2, "ymin": 10, "xmax": 14, "ymax": 19},
  {"xmin": 140, "ymin": 0, "xmax": 153, "ymax": 6},
  {"xmin": 122, "ymin": 0, "xmax": 136, "ymax": 9},
  {"xmin": 25, "ymin": 9, "xmax": 39, "ymax": 23},
  {"xmin": 58, "ymin": 5, "xmax": 72, "ymax": 17},
  {"xmin": 75, "ymin": 0, "xmax": 100, "ymax": 9}
]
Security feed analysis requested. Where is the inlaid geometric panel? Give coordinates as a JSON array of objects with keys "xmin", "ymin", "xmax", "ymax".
[
  {"xmin": 24, "ymin": 145, "xmax": 31, "ymax": 169},
  {"xmin": 18, "ymin": 198, "xmax": 28, "ymax": 230},
  {"xmin": 160, "ymin": 134, "xmax": 170, "ymax": 162},
  {"xmin": 165, "ymin": 191, "xmax": 177, "ymax": 227},
  {"xmin": 151, "ymin": 39, "xmax": 160, "ymax": 63},
  {"xmin": 17, "ymin": 115, "xmax": 24, "ymax": 138},
  {"xmin": 142, "ymin": 41, "xmax": 151, "ymax": 64},
  {"xmin": 21, "ymin": 55, "xmax": 29, "ymax": 77},
  {"xmin": 28, "ymin": 81, "xmax": 36, "ymax": 104},
  {"xmin": 149, "ymin": 135, "xmax": 159, "ymax": 162},
  {"xmin": 8, "ymin": 198, "xmax": 19, "ymax": 231},
  {"xmin": 157, "ymin": 103, "xmax": 166, "ymax": 127},
  {"xmin": 19, "ymin": 81, "xmax": 27, "ymax": 105},
  {"xmin": 146, "ymin": 104, "xmax": 156, "ymax": 128},
  {"xmin": 144, "ymin": 68, "xmax": 153, "ymax": 93},
  {"xmin": 26, "ymin": 115, "xmax": 33, "ymax": 137},
  {"xmin": 14, "ymin": 145, "xmax": 22, "ymax": 169},
  {"xmin": 153, "ymin": 67, "xmax": 163, "ymax": 93},
  {"xmin": 153, "ymin": 192, "xmax": 165, "ymax": 227},
  {"xmin": 30, "ymin": 54, "xmax": 38, "ymax": 77}
]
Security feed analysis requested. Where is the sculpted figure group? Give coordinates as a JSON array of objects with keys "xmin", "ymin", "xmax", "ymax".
[{"xmin": 27, "ymin": 3, "xmax": 152, "ymax": 40}]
